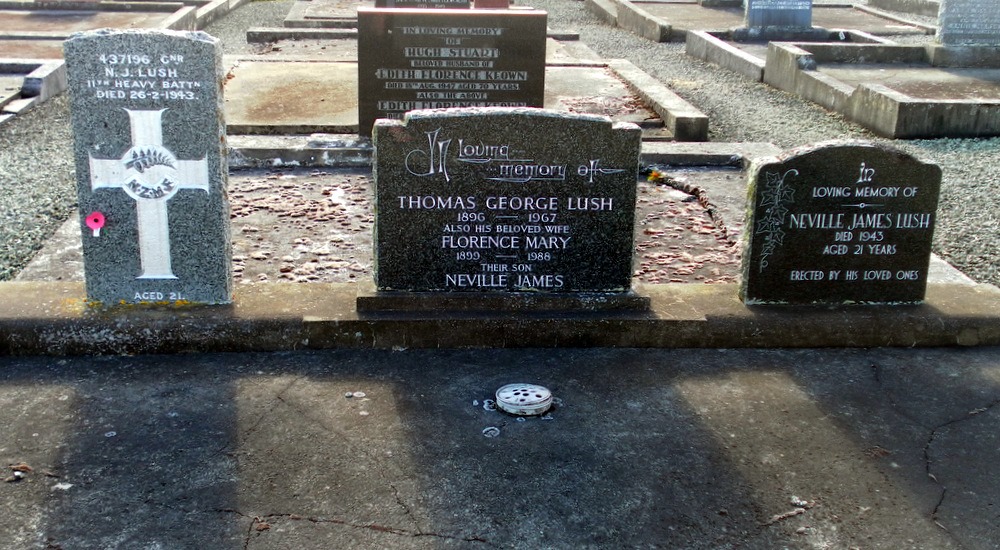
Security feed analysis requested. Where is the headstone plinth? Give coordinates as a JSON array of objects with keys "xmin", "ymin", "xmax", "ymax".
[
  {"xmin": 740, "ymin": 141, "xmax": 941, "ymax": 305},
  {"xmin": 371, "ymin": 108, "xmax": 642, "ymax": 301},
  {"xmin": 64, "ymin": 29, "xmax": 231, "ymax": 305}
]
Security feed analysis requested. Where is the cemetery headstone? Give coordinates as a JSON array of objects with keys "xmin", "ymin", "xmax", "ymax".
[
  {"xmin": 374, "ymin": 0, "xmax": 470, "ymax": 9},
  {"xmin": 64, "ymin": 29, "xmax": 231, "ymax": 305},
  {"xmin": 745, "ymin": 0, "xmax": 813, "ymax": 29},
  {"xmin": 740, "ymin": 142, "xmax": 941, "ymax": 305},
  {"xmin": 372, "ymin": 107, "xmax": 641, "ymax": 293},
  {"xmin": 357, "ymin": 7, "xmax": 547, "ymax": 137},
  {"xmin": 473, "ymin": 0, "xmax": 511, "ymax": 9},
  {"xmin": 937, "ymin": 0, "xmax": 1000, "ymax": 46}
]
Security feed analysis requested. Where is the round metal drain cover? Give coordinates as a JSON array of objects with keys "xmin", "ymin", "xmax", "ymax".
[{"xmin": 495, "ymin": 383, "xmax": 553, "ymax": 416}]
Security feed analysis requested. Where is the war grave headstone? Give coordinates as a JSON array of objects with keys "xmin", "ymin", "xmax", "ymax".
[
  {"xmin": 370, "ymin": 108, "xmax": 642, "ymax": 300},
  {"xmin": 357, "ymin": 7, "xmax": 547, "ymax": 137},
  {"xmin": 937, "ymin": 0, "xmax": 1000, "ymax": 46},
  {"xmin": 64, "ymin": 29, "xmax": 231, "ymax": 305},
  {"xmin": 740, "ymin": 142, "xmax": 941, "ymax": 305}
]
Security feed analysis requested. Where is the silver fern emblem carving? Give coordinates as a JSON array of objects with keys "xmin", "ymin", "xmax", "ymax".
[{"xmin": 125, "ymin": 148, "xmax": 176, "ymax": 173}]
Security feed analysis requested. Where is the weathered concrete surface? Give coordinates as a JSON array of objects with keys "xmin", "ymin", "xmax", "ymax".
[
  {"xmin": 0, "ymin": 40, "xmax": 65, "ymax": 59},
  {"xmin": 2, "ymin": 346, "xmax": 1000, "ymax": 548},
  {"xmin": 0, "ymin": 9, "xmax": 180, "ymax": 34},
  {"xmin": 223, "ymin": 59, "xmax": 359, "ymax": 134}
]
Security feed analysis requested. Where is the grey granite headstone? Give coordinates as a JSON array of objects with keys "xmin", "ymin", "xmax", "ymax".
[
  {"xmin": 745, "ymin": 0, "xmax": 813, "ymax": 29},
  {"xmin": 741, "ymin": 142, "xmax": 941, "ymax": 305},
  {"xmin": 938, "ymin": 0, "xmax": 1000, "ymax": 45},
  {"xmin": 372, "ymin": 107, "xmax": 641, "ymax": 293},
  {"xmin": 357, "ymin": 7, "xmax": 547, "ymax": 137},
  {"xmin": 64, "ymin": 29, "xmax": 231, "ymax": 305}
]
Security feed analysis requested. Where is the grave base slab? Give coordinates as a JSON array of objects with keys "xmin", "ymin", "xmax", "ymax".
[
  {"xmin": 222, "ymin": 58, "xmax": 707, "ymax": 140},
  {"xmin": 0, "ymin": 281, "xmax": 997, "ymax": 354}
]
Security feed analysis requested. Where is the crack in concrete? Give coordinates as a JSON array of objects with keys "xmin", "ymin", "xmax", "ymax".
[
  {"xmin": 923, "ymin": 396, "xmax": 1000, "ymax": 536},
  {"xmin": 217, "ymin": 508, "xmax": 495, "ymax": 547},
  {"xmin": 214, "ymin": 375, "xmax": 305, "ymax": 457},
  {"xmin": 270, "ymin": 390, "xmax": 422, "ymax": 532},
  {"xmin": 389, "ymin": 481, "xmax": 414, "ymax": 519}
]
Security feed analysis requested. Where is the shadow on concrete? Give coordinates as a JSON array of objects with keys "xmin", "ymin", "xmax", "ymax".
[{"xmin": 1, "ymin": 348, "xmax": 997, "ymax": 548}]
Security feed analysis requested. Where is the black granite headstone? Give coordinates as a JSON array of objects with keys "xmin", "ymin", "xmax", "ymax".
[
  {"xmin": 374, "ymin": 0, "xmax": 470, "ymax": 8},
  {"xmin": 357, "ymin": 7, "xmax": 546, "ymax": 137},
  {"xmin": 64, "ymin": 29, "xmax": 231, "ymax": 305},
  {"xmin": 741, "ymin": 142, "xmax": 941, "ymax": 305},
  {"xmin": 372, "ymin": 108, "xmax": 641, "ymax": 293}
]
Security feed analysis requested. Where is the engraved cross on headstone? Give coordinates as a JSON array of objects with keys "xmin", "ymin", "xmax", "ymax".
[{"xmin": 89, "ymin": 108, "xmax": 209, "ymax": 279}]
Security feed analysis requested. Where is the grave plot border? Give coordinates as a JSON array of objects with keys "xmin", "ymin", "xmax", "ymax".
[
  {"xmin": 0, "ymin": 59, "xmax": 65, "ymax": 102},
  {"xmin": 596, "ymin": 0, "xmax": 935, "ymax": 43},
  {"xmin": 0, "ymin": 0, "xmax": 246, "ymax": 34},
  {"xmin": 685, "ymin": 29, "xmax": 894, "ymax": 82},
  {"xmin": 764, "ymin": 42, "xmax": 1000, "ymax": 138},
  {"xmin": 0, "ymin": 0, "xmax": 200, "ymax": 33},
  {"xmin": 282, "ymin": 0, "xmax": 366, "ymax": 29}
]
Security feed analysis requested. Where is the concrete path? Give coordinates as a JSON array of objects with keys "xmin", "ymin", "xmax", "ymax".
[{"xmin": 2, "ymin": 347, "xmax": 999, "ymax": 549}]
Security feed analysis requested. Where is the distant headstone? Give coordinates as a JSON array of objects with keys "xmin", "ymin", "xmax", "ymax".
[
  {"xmin": 745, "ymin": 0, "xmax": 813, "ymax": 29},
  {"xmin": 740, "ymin": 142, "xmax": 941, "ymax": 305},
  {"xmin": 64, "ymin": 29, "xmax": 231, "ymax": 305},
  {"xmin": 357, "ymin": 7, "xmax": 547, "ymax": 137},
  {"xmin": 372, "ymin": 108, "xmax": 641, "ymax": 293},
  {"xmin": 374, "ymin": 0, "xmax": 470, "ymax": 9},
  {"xmin": 937, "ymin": 0, "xmax": 1000, "ymax": 45},
  {"xmin": 473, "ymin": 0, "xmax": 510, "ymax": 8}
]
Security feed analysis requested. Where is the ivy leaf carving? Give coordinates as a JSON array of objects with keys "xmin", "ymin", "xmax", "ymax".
[{"xmin": 756, "ymin": 169, "xmax": 798, "ymax": 273}]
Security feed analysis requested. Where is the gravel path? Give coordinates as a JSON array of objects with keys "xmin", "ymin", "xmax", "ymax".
[{"xmin": 0, "ymin": 0, "xmax": 996, "ymax": 288}]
